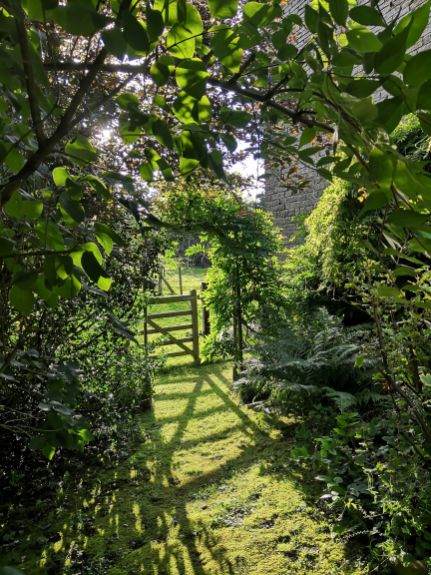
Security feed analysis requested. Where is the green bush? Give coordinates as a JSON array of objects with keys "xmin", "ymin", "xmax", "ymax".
[{"xmin": 303, "ymin": 407, "xmax": 431, "ymax": 570}]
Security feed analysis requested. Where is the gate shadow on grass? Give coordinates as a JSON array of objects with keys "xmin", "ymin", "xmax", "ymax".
[{"xmin": 6, "ymin": 363, "xmax": 357, "ymax": 574}]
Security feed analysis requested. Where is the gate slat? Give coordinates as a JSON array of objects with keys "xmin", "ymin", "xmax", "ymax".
[
  {"xmin": 148, "ymin": 309, "xmax": 192, "ymax": 320},
  {"xmin": 149, "ymin": 294, "xmax": 194, "ymax": 304},
  {"xmin": 165, "ymin": 350, "xmax": 191, "ymax": 358},
  {"xmin": 159, "ymin": 336, "xmax": 194, "ymax": 346},
  {"xmin": 145, "ymin": 323, "xmax": 193, "ymax": 335}
]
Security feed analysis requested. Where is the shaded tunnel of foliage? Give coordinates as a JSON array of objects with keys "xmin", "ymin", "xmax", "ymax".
[{"xmin": 2, "ymin": 0, "xmax": 431, "ymax": 572}]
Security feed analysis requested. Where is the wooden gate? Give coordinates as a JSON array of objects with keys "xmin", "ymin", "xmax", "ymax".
[{"xmin": 144, "ymin": 289, "xmax": 200, "ymax": 365}]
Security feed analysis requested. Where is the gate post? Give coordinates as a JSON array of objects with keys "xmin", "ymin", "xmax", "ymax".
[
  {"xmin": 190, "ymin": 289, "xmax": 200, "ymax": 365},
  {"xmin": 201, "ymin": 282, "xmax": 210, "ymax": 336},
  {"xmin": 178, "ymin": 266, "xmax": 183, "ymax": 295}
]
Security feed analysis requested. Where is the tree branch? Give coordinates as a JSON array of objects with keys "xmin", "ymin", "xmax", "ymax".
[
  {"xmin": 0, "ymin": 48, "xmax": 108, "ymax": 207},
  {"xmin": 42, "ymin": 60, "xmax": 334, "ymax": 133},
  {"xmin": 13, "ymin": 4, "xmax": 46, "ymax": 145},
  {"xmin": 207, "ymin": 77, "xmax": 334, "ymax": 133}
]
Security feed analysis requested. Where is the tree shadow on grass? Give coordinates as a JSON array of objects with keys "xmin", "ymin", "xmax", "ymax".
[{"xmin": 3, "ymin": 363, "xmax": 361, "ymax": 574}]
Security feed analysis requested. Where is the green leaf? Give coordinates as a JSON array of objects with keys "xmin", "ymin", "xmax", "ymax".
[
  {"xmin": 418, "ymin": 111, "xmax": 431, "ymax": 135},
  {"xmin": 344, "ymin": 79, "xmax": 380, "ymax": 98},
  {"xmin": 85, "ymin": 175, "xmax": 110, "ymax": 199},
  {"xmin": 22, "ymin": 0, "xmax": 44, "ymax": 20},
  {"xmin": 95, "ymin": 222, "xmax": 124, "ymax": 249},
  {"xmin": 30, "ymin": 435, "xmax": 57, "ymax": 460},
  {"xmin": 139, "ymin": 163, "xmax": 154, "ymax": 182},
  {"xmin": 299, "ymin": 127, "xmax": 317, "ymax": 147},
  {"xmin": 388, "ymin": 209, "xmax": 429, "ymax": 228},
  {"xmin": 146, "ymin": 8, "xmax": 164, "ymax": 42},
  {"xmin": 376, "ymin": 285, "xmax": 405, "ymax": 301},
  {"xmin": 59, "ymin": 190, "xmax": 85, "ymax": 223},
  {"xmin": 167, "ymin": 4, "xmax": 203, "ymax": 59},
  {"xmin": 221, "ymin": 133, "xmax": 237, "ymax": 152},
  {"xmin": 332, "ymin": 48, "xmax": 362, "ymax": 68},
  {"xmin": 208, "ymin": 150, "xmax": 225, "ymax": 179},
  {"xmin": 208, "ymin": 0, "xmax": 238, "ymax": 18},
  {"xmin": 376, "ymin": 97, "xmax": 404, "ymax": 133},
  {"xmin": 152, "ymin": 118, "xmax": 174, "ymax": 149},
  {"xmin": 394, "ymin": 0, "xmax": 431, "ymax": 48},
  {"xmin": 175, "ymin": 59, "xmax": 208, "ymax": 99},
  {"xmin": 393, "ymin": 160, "xmax": 425, "ymax": 199},
  {"xmin": 65, "ymin": 135, "xmax": 97, "ymax": 164},
  {"xmin": 116, "ymin": 91, "xmax": 140, "ymax": 111},
  {"xmin": 368, "ymin": 147, "xmax": 394, "ymax": 192},
  {"xmin": 34, "ymin": 274, "xmax": 59, "ymax": 308},
  {"xmin": 328, "ymin": 0, "xmax": 348, "ymax": 25},
  {"xmin": 404, "ymin": 50, "xmax": 431, "ymax": 86},
  {"xmin": 276, "ymin": 43, "xmax": 297, "ymax": 61},
  {"xmin": 52, "ymin": 166, "xmax": 70, "ymax": 187},
  {"xmin": 346, "ymin": 27, "xmax": 382, "ymax": 53},
  {"xmin": 304, "ymin": 5, "xmax": 319, "ymax": 33},
  {"xmin": 52, "ymin": 3, "xmax": 105, "ymax": 36},
  {"xmin": 243, "ymin": 2, "xmax": 280, "ymax": 27},
  {"xmin": 349, "ymin": 6, "xmax": 384, "ymax": 26},
  {"xmin": 150, "ymin": 55, "xmax": 172, "ymax": 85},
  {"xmin": 56, "ymin": 274, "xmax": 82, "ymax": 298},
  {"xmin": 420, "ymin": 373, "xmax": 431, "ymax": 388},
  {"xmin": 1, "ymin": 146, "xmax": 26, "ymax": 174},
  {"xmin": 220, "ymin": 108, "xmax": 252, "ymax": 127},
  {"xmin": 37, "ymin": 221, "xmax": 64, "ymax": 250},
  {"xmin": 9, "ymin": 284, "xmax": 35, "ymax": 316},
  {"xmin": 81, "ymin": 251, "xmax": 109, "ymax": 284},
  {"xmin": 374, "ymin": 24, "xmax": 410, "ymax": 75},
  {"xmin": 0, "ymin": 237, "xmax": 14, "ymax": 257},
  {"xmin": 417, "ymin": 79, "xmax": 431, "ymax": 110},
  {"xmin": 95, "ymin": 228, "xmax": 113, "ymax": 254},
  {"xmin": 360, "ymin": 191, "xmax": 390, "ymax": 214},
  {"xmin": 179, "ymin": 156, "xmax": 199, "ymax": 175},
  {"xmin": 154, "ymin": 0, "xmax": 178, "ymax": 25},
  {"xmin": 5, "ymin": 191, "xmax": 43, "ymax": 220},
  {"xmin": 123, "ymin": 11, "xmax": 150, "ymax": 52},
  {"xmin": 211, "ymin": 27, "xmax": 243, "ymax": 72},
  {"xmin": 349, "ymin": 98, "xmax": 378, "ymax": 124},
  {"xmin": 173, "ymin": 93, "xmax": 211, "ymax": 124},
  {"xmin": 102, "ymin": 27, "xmax": 127, "ymax": 59},
  {"xmin": 317, "ymin": 21, "xmax": 334, "ymax": 56}
]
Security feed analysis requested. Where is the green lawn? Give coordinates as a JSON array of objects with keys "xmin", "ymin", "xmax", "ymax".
[{"xmin": 2, "ymin": 363, "xmax": 369, "ymax": 575}]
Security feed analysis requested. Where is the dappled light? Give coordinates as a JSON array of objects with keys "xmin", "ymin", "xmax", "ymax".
[{"xmin": 4, "ymin": 364, "xmax": 365, "ymax": 574}]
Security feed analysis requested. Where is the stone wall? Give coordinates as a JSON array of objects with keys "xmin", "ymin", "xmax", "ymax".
[{"xmin": 263, "ymin": 0, "xmax": 429, "ymax": 242}]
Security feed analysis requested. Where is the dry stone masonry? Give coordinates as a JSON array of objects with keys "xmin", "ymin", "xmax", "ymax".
[{"xmin": 263, "ymin": 0, "xmax": 430, "ymax": 241}]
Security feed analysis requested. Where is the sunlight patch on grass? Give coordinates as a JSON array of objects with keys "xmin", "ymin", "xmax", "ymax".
[{"xmin": 3, "ymin": 362, "xmax": 369, "ymax": 574}]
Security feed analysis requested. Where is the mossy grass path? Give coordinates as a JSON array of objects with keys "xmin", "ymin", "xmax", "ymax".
[{"xmin": 4, "ymin": 363, "xmax": 367, "ymax": 574}]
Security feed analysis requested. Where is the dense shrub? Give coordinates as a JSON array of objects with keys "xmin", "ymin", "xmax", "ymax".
[
  {"xmin": 246, "ymin": 118, "xmax": 431, "ymax": 571},
  {"xmin": 291, "ymin": 406, "xmax": 431, "ymax": 571},
  {"xmin": 0, "ymin": 210, "xmax": 163, "ymax": 481}
]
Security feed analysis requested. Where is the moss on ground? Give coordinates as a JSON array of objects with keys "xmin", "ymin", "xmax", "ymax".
[{"xmin": 2, "ymin": 363, "xmax": 369, "ymax": 574}]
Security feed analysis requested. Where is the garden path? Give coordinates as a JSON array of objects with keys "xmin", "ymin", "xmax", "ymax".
[{"xmin": 7, "ymin": 363, "xmax": 367, "ymax": 574}]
